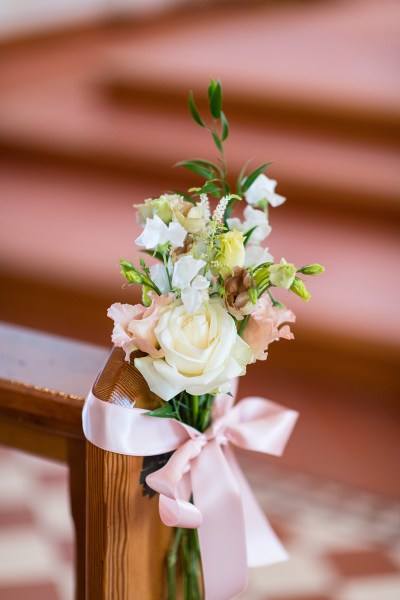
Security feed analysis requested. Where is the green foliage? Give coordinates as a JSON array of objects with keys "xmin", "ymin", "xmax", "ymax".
[
  {"xmin": 147, "ymin": 403, "xmax": 179, "ymax": 419},
  {"xmin": 242, "ymin": 162, "xmax": 273, "ymax": 193},
  {"xmin": 220, "ymin": 111, "xmax": 229, "ymax": 141},
  {"xmin": 188, "ymin": 90, "xmax": 205, "ymax": 127},
  {"xmin": 243, "ymin": 226, "xmax": 258, "ymax": 246},
  {"xmin": 175, "ymin": 160, "xmax": 215, "ymax": 180},
  {"xmin": 208, "ymin": 79, "xmax": 222, "ymax": 119}
]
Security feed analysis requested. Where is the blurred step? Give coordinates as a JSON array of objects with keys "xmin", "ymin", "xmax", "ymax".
[
  {"xmin": 0, "ymin": 158, "xmax": 399, "ymax": 404},
  {"xmin": 98, "ymin": 0, "xmax": 400, "ymax": 147},
  {"xmin": 0, "ymin": 73, "xmax": 399, "ymax": 220}
]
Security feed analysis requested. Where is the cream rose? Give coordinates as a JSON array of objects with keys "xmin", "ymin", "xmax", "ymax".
[{"xmin": 134, "ymin": 299, "xmax": 253, "ymax": 401}]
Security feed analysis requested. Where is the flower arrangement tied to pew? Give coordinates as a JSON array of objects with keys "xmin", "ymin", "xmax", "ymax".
[{"xmin": 83, "ymin": 79, "xmax": 324, "ymax": 600}]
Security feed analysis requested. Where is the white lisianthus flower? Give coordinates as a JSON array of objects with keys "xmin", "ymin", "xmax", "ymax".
[
  {"xmin": 245, "ymin": 174, "xmax": 286, "ymax": 208},
  {"xmin": 134, "ymin": 299, "xmax": 253, "ymax": 401},
  {"xmin": 227, "ymin": 205, "xmax": 272, "ymax": 244},
  {"xmin": 149, "ymin": 263, "xmax": 170, "ymax": 295},
  {"xmin": 269, "ymin": 258, "xmax": 297, "ymax": 289},
  {"xmin": 244, "ymin": 245, "xmax": 273, "ymax": 268},
  {"xmin": 135, "ymin": 215, "xmax": 187, "ymax": 249},
  {"xmin": 172, "ymin": 255, "xmax": 208, "ymax": 314}
]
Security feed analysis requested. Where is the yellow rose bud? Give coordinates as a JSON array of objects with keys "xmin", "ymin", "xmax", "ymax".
[
  {"xmin": 269, "ymin": 258, "xmax": 296, "ymax": 289},
  {"xmin": 217, "ymin": 230, "xmax": 245, "ymax": 274}
]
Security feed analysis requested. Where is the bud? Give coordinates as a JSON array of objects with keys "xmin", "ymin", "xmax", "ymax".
[
  {"xmin": 269, "ymin": 258, "xmax": 296, "ymax": 289},
  {"xmin": 248, "ymin": 287, "xmax": 258, "ymax": 304},
  {"xmin": 298, "ymin": 263, "xmax": 325, "ymax": 276},
  {"xmin": 290, "ymin": 277, "xmax": 311, "ymax": 301},
  {"xmin": 120, "ymin": 260, "xmax": 143, "ymax": 284},
  {"xmin": 142, "ymin": 285, "xmax": 152, "ymax": 307}
]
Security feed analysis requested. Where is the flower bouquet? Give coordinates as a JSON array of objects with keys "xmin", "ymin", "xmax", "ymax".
[{"xmin": 83, "ymin": 80, "xmax": 324, "ymax": 600}]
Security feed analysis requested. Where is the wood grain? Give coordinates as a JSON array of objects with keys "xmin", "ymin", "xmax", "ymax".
[{"xmin": 86, "ymin": 348, "xmax": 172, "ymax": 599}]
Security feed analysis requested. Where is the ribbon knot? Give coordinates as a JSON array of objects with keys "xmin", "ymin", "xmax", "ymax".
[{"xmin": 82, "ymin": 387, "xmax": 298, "ymax": 600}]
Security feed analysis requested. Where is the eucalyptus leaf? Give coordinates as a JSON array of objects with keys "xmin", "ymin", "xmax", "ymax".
[
  {"xmin": 177, "ymin": 158, "xmax": 223, "ymax": 177},
  {"xmin": 188, "ymin": 91, "xmax": 205, "ymax": 127},
  {"xmin": 199, "ymin": 181, "xmax": 222, "ymax": 196},
  {"xmin": 242, "ymin": 162, "xmax": 272, "ymax": 193},
  {"xmin": 175, "ymin": 161, "xmax": 215, "ymax": 180},
  {"xmin": 212, "ymin": 131, "xmax": 223, "ymax": 153},
  {"xmin": 209, "ymin": 80, "xmax": 222, "ymax": 119},
  {"xmin": 208, "ymin": 79, "xmax": 217, "ymax": 103},
  {"xmin": 221, "ymin": 111, "xmax": 229, "ymax": 141},
  {"xmin": 236, "ymin": 159, "xmax": 252, "ymax": 195},
  {"xmin": 243, "ymin": 226, "xmax": 258, "ymax": 246}
]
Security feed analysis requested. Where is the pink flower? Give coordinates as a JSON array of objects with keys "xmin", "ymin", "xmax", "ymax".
[
  {"xmin": 107, "ymin": 293, "xmax": 174, "ymax": 361},
  {"xmin": 243, "ymin": 294, "xmax": 295, "ymax": 362}
]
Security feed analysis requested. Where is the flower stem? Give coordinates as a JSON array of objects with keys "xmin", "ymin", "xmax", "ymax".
[{"xmin": 167, "ymin": 527, "xmax": 183, "ymax": 600}]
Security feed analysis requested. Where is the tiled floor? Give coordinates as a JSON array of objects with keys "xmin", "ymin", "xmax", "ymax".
[{"xmin": 0, "ymin": 447, "xmax": 399, "ymax": 600}]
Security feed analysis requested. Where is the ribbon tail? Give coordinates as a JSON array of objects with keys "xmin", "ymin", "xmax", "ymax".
[
  {"xmin": 146, "ymin": 439, "xmax": 203, "ymax": 528},
  {"xmin": 224, "ymin": 445, "xmax": 288, "ymax": 566},
  {"xmin": 191, "ymin": 440, "xmax": 248, "ymax": 600}
]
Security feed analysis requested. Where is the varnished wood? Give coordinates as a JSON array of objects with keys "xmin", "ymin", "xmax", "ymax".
[
  {"xmin": 0, "ymin": 415, "xmax": 68, "ymax": 461},
  {"xmin": 0, "ymin": 325, "xmax": 174, "ymax": 598},
  {"xmin": 68, "ymin": 438, "xmax": 87, "ymax": 600},
  {"xmin": 86, "ymin": 348, "xmax": 172, "ymax": 599}
]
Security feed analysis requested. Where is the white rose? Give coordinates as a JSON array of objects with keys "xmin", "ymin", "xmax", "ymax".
[{"xmin": 134, "ymin": 299, "xmax": 253, "ymax": 401}]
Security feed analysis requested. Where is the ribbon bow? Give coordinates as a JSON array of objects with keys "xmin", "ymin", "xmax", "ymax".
[{"xmin": 83, "ymin": 385, "xmax": 298, "ymax": 600}]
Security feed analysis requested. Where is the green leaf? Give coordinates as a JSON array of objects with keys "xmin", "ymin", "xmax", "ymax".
[
  {"xmin": 236, "ymin": 159, "xmax": 252, "ymax": 195},
  {"xmin": 242, "ymin": 162, "xmax": 272, "ymax": 193},
  {"xmin": 221, "ymin": 111, "xmax": 229, "ymax": 141},
  {"xmin": 188, "ymin": 91, "xmax": 205, "ymax": 127},
  {"xmin": 175, "ymin": 160, "xmax": 215, "ymax": 180},
  {"xmin": 208, "ymin": 79, "xmax": 217, "ymax": 103},
  {"xmin": 199, "ymin": 181, "xmax": 222, "ymax": 196},
  {"xmin": 212, "ymin": 131, "xmax": 223, "ymax": 153},
  {"xmin": 209, "ymin": 80, "xmax": 222, "ymax": 119},
  {"xmin": 140, "ymin": 249, "xmax": 164, "ymax": 262},
  {"xmin": 147, "ymin": 404, "xmax": 178, "ymax": 419},
  {"xmin": 243, "ymin": 226, "xmax": 258, "ymax": 246},
  {"xmin": 177, "ymin": 158, "xmax": 223, "ymax": 177}
]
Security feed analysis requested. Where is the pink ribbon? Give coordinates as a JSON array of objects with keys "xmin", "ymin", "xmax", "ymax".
[{"xmin": 82, "ymin": 387, "xmax": 298, "ymax": 600}]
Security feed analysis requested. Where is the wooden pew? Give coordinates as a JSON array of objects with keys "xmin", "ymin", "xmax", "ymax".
[{"xmin": 0, "ymin": 322, "xmax": 170, "ymax": 599}]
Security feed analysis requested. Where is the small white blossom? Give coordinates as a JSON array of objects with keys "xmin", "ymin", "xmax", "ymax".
[
  {"xmin": 172, "ymin": 255, "xmax": 206, "ymax": 290},
  {"xmin": 172, "ymin": 256, "xmax": 209, "ymax": 314},
  {"xmin": 245, "ymin": 174, "xmax": 286, "ymax": 208},
  {"xmin": 200, "ymin": 194, "xmax": 211, "ymax": 222},
  {"xmin": 181, "ymin": 275, "xmax": 210, "ymax": 314},
  {"xmin": 245, "ymin": 245, "xmax": 273, "ymax": 268},
  {"xmin": 212, "ymin": 194, "xmax": 238, "ymax": 223},
  {"xmin": 135, "ymin": 215, "xmax": 187, "ymax": 249},
  {"xmin": 227, "ymin": 205, "xmax": 272, "ymax": 244}
]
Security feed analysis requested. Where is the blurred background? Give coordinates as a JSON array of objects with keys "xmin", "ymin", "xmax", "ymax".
[{"xmin": 0, "ymin": 0, "xmax": 399, "ymax": 598}]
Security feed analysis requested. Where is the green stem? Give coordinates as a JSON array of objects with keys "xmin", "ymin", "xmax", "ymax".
[
  {"xmin": 237, "ymin": 314, "xmax": 250, "ymax": 337},
  {"xmin": 192, "ymin": 395, "xmax": 199, "ymax": 429},
  {"xmin": 167, "ymin": 528, "xmax": 183, "ymax": 600}
]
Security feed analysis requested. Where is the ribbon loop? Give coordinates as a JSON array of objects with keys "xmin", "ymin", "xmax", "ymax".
[{"xmin": 82, "ymin": 386, "xmax": 298, "ymax": 600}]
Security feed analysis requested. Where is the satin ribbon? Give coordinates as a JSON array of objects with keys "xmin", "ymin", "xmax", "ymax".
[{"xmin": 82, "ymin": 386, "xmax": 298, "ymax": 600}]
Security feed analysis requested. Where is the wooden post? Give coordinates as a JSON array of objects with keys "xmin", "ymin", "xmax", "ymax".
[{"xmin": 85, "ymin": 348, "xmax": 172, "ymax": 599}]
